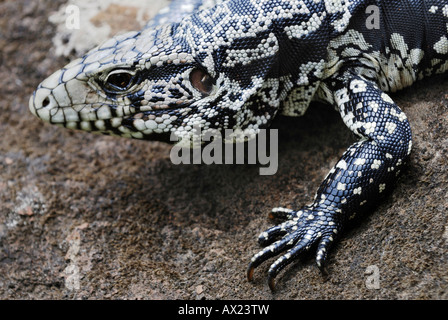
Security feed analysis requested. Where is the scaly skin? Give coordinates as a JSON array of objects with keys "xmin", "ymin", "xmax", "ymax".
[{"xmin": 29, "ymin": 0, "xmax": 448, "ymax": 290}]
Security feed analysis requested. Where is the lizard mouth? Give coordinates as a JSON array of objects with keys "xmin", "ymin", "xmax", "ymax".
[{"xmin": 29, "ymin": 83, "xmax": 192, "ymax": 140}]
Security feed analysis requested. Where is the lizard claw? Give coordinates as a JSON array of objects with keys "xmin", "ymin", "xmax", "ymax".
[{"xmin": 247, "ymin": 265, "xmax": 255, "ymax": 282}]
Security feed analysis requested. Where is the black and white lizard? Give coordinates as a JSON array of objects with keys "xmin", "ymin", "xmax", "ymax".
[{"xmin": 29, "ymin": 0, "xmax": 448, "ymax": 290}]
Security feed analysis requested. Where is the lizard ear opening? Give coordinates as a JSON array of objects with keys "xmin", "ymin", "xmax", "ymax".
[{"xmin": 190, "ymin": 68, "xmax": 214, "ymax": 96}]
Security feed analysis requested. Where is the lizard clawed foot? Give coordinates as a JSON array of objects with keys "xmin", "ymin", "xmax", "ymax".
[{"xmin": 247, "ymin": 206, "xmax": 340, "ymax": 291}]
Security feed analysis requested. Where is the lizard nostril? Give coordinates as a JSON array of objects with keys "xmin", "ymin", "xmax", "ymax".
[{"xmin": 42, "ymin": 97, "xmax": 50, "ymax": 107}]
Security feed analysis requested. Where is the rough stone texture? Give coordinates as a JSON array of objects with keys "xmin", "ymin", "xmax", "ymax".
[{"xmin": 0, "ymin": 0, "xmax": 447, "ymax": 299}]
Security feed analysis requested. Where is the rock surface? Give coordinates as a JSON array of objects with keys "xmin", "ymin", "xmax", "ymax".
[{"xmin": 0, "ymin": 0, "xmax": 447, "ymax": 299}]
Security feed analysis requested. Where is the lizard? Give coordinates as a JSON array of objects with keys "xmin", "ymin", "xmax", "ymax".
[{"xmin": 29, "ymin": 0, "xmax": 448, "ymax": 291}]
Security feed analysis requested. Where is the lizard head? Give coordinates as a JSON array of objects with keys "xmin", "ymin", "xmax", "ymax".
[{"xmin": 29, "ymin": 7, "xmax": 281, "ymax": 144}]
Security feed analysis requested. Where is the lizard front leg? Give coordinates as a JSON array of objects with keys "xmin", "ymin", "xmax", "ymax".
[{"xmin": 248, "ymin": 72, "xmax": 412, "ymax": 290}]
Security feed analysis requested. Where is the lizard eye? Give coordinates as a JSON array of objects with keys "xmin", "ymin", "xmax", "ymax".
[
  {"xmin": 103, "ymin": 69, "xmax": 136, "ymax": 92},
  {"xmin": 190, "ymin": 68, "xmax": 214, "ymax": 96}
]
